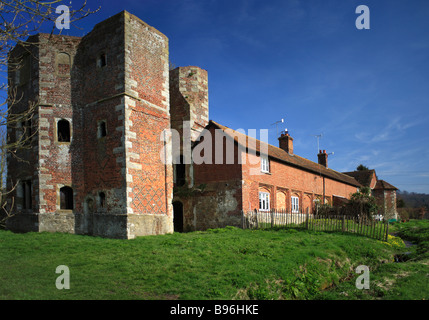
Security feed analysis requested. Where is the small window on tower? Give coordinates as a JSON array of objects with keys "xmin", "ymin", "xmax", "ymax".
[
  {"xmin": 15, "ymin": 54, "xmax": 31, "ymax": 86},
  {"xmin": 21, "ymin": 180, "xmax": 32, "ymax": 210},
  {"xmin": 175, "ymin": 155, "xmax": 186, "ymax": 187},
  {"xmin": 99, "ymin": 192, "xmax": 106, "ymax": 208},
  {"xmin": 57, "ymin": 119, "xmax": 71, "ymax": 142},
  {"xmin": 97, "ymin": 53, "xmax": 107, "ymax": 68},
  {"xmin": 97, "ymin": 120, "xmax": 107, "ymax": 138}
]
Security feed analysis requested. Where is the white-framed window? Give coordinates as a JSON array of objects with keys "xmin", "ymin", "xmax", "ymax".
[
  {"xmin": 261, "ymin": 155, "xmax": 269, "ymax": 173},
  {"xmin": 259, "ymin": 192, "xmax": 270, "ymax": 211},
  {"xmin": 291, "ymin": 196, "xmax": 299, "ymax": 213}
]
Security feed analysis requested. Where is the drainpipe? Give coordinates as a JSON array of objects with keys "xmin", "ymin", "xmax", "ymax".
[
  {"xmin": 323, "ymin": 176, "xmax": 326, "ymax": 204},
  {"xmin": 163, "ymin": 129, "xmax": 168, "ymax": 216}
]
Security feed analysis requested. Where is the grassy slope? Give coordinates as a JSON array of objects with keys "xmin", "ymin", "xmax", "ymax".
[
  {"xmin": 0, "ymin": 226, "xmax": 401, "ymax": 300},
  {"xmin": 316, "ymin": 220, "xmax": 429, "ymax": 300}
]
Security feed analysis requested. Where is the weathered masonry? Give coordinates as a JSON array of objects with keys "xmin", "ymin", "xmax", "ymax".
[
  {"xmin": 172, "ymin": 122, "xmax": 362, "ymax": 231},
  {"xmin": 6, "ymin": 11, "xmax": 397, "ymax": 238},
  {"xmin": 7, "ymin": 11, "xmax": 173, "ymax": 238}
]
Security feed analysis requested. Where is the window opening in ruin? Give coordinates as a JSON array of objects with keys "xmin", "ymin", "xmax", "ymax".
[
  {"xmin": 15, "ymin": 54, "xmax": 31, "ymax": 86},
  {"xmin": 97, "ymin": 121, "xmax": 107, "ymax": 138},
  {"xmin": 21, "ymin": 180, "xmax": 32, "ymax": 210},
  {"xmin": 57, "ymin": 52, "xmax": 71, "ymax": 76},
  {"xmin": 60, "ymin": 186, "xmax": 74, "ymax": 210},
  {"xmin": 97, "ymin": 53, "xmax": 107, "ymax": 68},
  {"xmin": 99, "ymin": 192, "xmax": 106, "ymax": 208},
  {"xmin": 175, "ymin": 155, "xmax": 186, "ymax": 187},
  {"xmin": 57, "ymin": 119, "xmax": 71, "ymax": 142}
]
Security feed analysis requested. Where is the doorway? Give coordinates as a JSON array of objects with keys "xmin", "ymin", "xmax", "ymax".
[{"xmin": 173, "ymin": 201, "xmax": 183, "ymax": 233}]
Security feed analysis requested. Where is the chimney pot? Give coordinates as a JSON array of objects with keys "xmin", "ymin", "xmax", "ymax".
[
  {"xmin": 318, "ymin": 150, "xmax": 328, "ymax": 168},
  {"xmin": 278, "ymin": 131, "xmax": 294, "ymax": 154}
]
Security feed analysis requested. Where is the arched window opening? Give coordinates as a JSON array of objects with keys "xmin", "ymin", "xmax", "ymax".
[
  {"xmin": 57, "ymin": 52, "xmax": 71, "ymax": 76},
  {"xmin": 60, "ymin": 186, "xmax": 73, "ymax": 210},
  {"xmin": 303, "ymin": 195, "xmax": 312, "ymax": 214},
  {"xmin": 276, "ymin": 191, "xmax": 286, "ymax": 211},
  {"xmin": 57, "ymin": 119, "xmax": 71, "ymax": 142}
]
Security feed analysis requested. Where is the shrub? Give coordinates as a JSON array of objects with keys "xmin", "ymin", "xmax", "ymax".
[{"xmin": 383, "ymin": 234, "xmax": 406, "ymax": 249}]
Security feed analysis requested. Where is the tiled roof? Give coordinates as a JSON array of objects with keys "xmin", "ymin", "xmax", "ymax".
[
  {"xmin": 374, "ymin": 180, "xmax": 398, "ymax": 190},
  {"xmin": 342, "ymin": 170, "xmax": 376, "ymax": 187},
  {"xmin": 206, "ymin": 120, "xmax": 361, "ymax": 188}
]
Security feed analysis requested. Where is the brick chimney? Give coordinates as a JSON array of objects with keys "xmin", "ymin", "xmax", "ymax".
[
  {"xmin": 318, "ymin": 150, "xmax": 328, "ymax": 168},
  {"xmin": 278, "ymin": 130, "xmax": 294, "ymax": 154}
]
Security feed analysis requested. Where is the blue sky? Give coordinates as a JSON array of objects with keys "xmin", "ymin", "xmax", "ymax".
[{"xmin": 15, "ymin": 0, "xmax": 429, "ymax": 193}]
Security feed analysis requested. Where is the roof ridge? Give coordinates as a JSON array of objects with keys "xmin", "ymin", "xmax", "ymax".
[{"xmin": 208, "ymin": 120, "xmax": 361, "ymax": 187}]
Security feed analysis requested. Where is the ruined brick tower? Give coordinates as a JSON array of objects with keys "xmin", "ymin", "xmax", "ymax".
[{"xmin": 7, "ymin": 11, "xmax": 175, "ymax": 238}]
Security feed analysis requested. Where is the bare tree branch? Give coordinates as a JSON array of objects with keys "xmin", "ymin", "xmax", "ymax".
[{"xmin": 0, "ymin": 0, "xmax": 100, "ymax": 228}]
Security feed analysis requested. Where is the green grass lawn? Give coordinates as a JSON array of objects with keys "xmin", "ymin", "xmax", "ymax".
[{"xmin": 0, "ymin": 222, "xmax": 427, "ymax": 300}]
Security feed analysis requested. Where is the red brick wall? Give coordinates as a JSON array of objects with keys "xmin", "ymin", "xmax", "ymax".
[
  {"xmin": 374, "ymin": 189, "xmax": 398, "ymax": 219},
  {"xmin": 170, "ymin": 66, "xmax": 209, "ymax": 143},
  {"xmin": 242, "ymin": 152, "xmax": 358, "ymax": 213},
  {"xmin": 124, "ymin": 13, "xmax": 172, "ymax": 224},
  {"xmin": 7, "ymin": 34, "xmax": 81, "ymax": 215},
  {"xmin": 193, "ymin": 125, "xmax": 243, "ymax": 184},
  {"xmin": 64, "ymin": 13, "xmax": 128, "ymax": 221},
  {"xmin": 73, "ymin": 13, "xmax": 126, "ymax": 106},
  {"xmin": 37, "ymin": 35, "xmax": 81, "ymax": 215}
]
